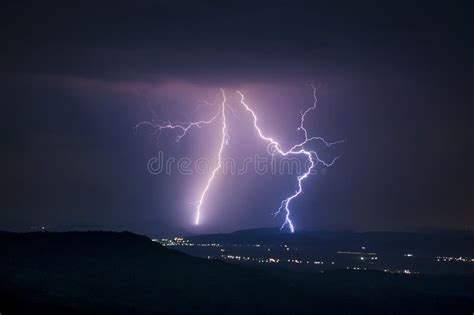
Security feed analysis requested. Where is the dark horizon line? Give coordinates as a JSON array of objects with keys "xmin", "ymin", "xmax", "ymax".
[{"xmin": 2, "ymin": 226, "xmax": 473, "ymax": 238}]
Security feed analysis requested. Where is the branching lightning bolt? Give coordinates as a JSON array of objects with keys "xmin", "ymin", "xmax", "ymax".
[
  {"xmin": 237, "ymin": 85, "xmax": 343, "ymax": 232},
  {"xmin": 136, "ymin": 85, "xmax": 341, "ymax": 232},
  {"xmin": 135, "ymin": 89, "xmax": 228, "ymax": 226},
  {"xmin": 195, "ymin": 89, "xmax": 228, "ymax": 225},
  {"xmin": 134, "ymin": 112, "xmax": 220, "ymax": 144}
]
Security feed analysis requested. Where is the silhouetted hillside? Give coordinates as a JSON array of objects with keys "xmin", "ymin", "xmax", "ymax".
[{"xmin": 1, "ymin": 231, "xmax": 473, "ymax": 314}]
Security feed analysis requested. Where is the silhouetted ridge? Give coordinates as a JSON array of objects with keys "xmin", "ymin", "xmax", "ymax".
[
  {"xmin": 0, "ymin": 231, "xmax": 472, "ymax": 314},
  {"xmin": 0, "ymin": 230, "xmax": 150, "ymax": 242}
]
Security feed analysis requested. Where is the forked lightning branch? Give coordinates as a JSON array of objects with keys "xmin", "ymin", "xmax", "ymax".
[{"xmin": 135, "ymin": 86, "xmax": 343, "ymax": 232}]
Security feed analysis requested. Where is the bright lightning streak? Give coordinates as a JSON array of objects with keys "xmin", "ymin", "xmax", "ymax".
[
  {"xmin": 134, "ymin": 113, "xmax": 220, "ymax": 143},
  {"xmin": 135, "ymin": 89, "xmax": 228, "ymax": 226},
  {"xmin": 195, "ymin": 89, "xmax": 228, "ymax": 225},
  {"xmin": 237, "ymin": 85, "xmax": 343, "ymax": 232},
  {"xmin": 136, "ymin": 85, "xmax": 341, "ymax": 231}
]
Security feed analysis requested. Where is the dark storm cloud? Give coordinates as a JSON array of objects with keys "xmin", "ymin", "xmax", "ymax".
[
  {"xmin": 2, "ymin": 1, "xmax": 468, "ymax": 84},
  {"xmin": 1, "ymin": 0, "xmax": 472, "ymax": 233}
]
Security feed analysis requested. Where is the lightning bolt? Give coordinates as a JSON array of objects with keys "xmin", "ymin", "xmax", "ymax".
[
  {"xmin": 195, "ymin": 88, "xmax": 228, "ymax": 225},
  {"xmin": 135, "ymin": 89, "xmax": 228, "ymax": 226},
  {"xmin": 136, "ymin": 85, "xmax": 341, "ymax": 232},
  {"xmin": 237, "ymin": 85, "xmax": 343, "ymax": 232},
  {"xmin": 134, "ymin": 112, "xmax": 220, "ymax": 143}
]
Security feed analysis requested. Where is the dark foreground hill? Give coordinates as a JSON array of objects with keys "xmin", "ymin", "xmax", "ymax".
[{"xmin": 0, "ymin": 231, "xmax": 473, "ymax": 314}]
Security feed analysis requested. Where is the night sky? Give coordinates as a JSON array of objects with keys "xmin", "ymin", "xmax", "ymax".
[{"xmin": 1, "ymin": 1, "xmax": 472, "ymax": 235}]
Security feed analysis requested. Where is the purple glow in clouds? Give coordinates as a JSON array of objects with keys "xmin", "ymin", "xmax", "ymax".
[{"xmin": 136, "ymin": 85, "xmax": 343, "ymax": 232}]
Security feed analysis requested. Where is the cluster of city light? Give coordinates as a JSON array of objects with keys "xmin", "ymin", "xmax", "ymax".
[
  {"xmin": 153, "ymin": 237, "xmax": 197, "ymax": 247},
  {"xmin": 195, "ymin": 243, "xmax": 223, "ymax": 247},
  {"xmin": 436, "ymin": 256, "xmax": 474, "ymax": 263},
  {"xmin": 159, "ymin": 240, "xmax": 474, "ymax": 265},
  {"xmin": 347, "ymin": 267, "xmax": 367, "ymax": 271},
  {"xmin": 157, "ymin": 238, "xmax": 305, "ymax": 252},
  {"xmin": 137, "ymin": 86, "xmax": 342, "ymax": 231},
  {"xmin": 383, "ymin": 269, "xmax": 418, "ymax": 275},
  {"xmin": 217, "ymin": 254, "xmax": 327, "ymax": 266},
  {"xmin": 337, "ymin": 251, "xmax": 377, "ymax": 256},
  {"xmin": 155, "ymin": 235, "xmax": 473, "ymax": 276},
  {"xmin": 360, "ymin": 256, "xmax": 378, "ymax": 261}
]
